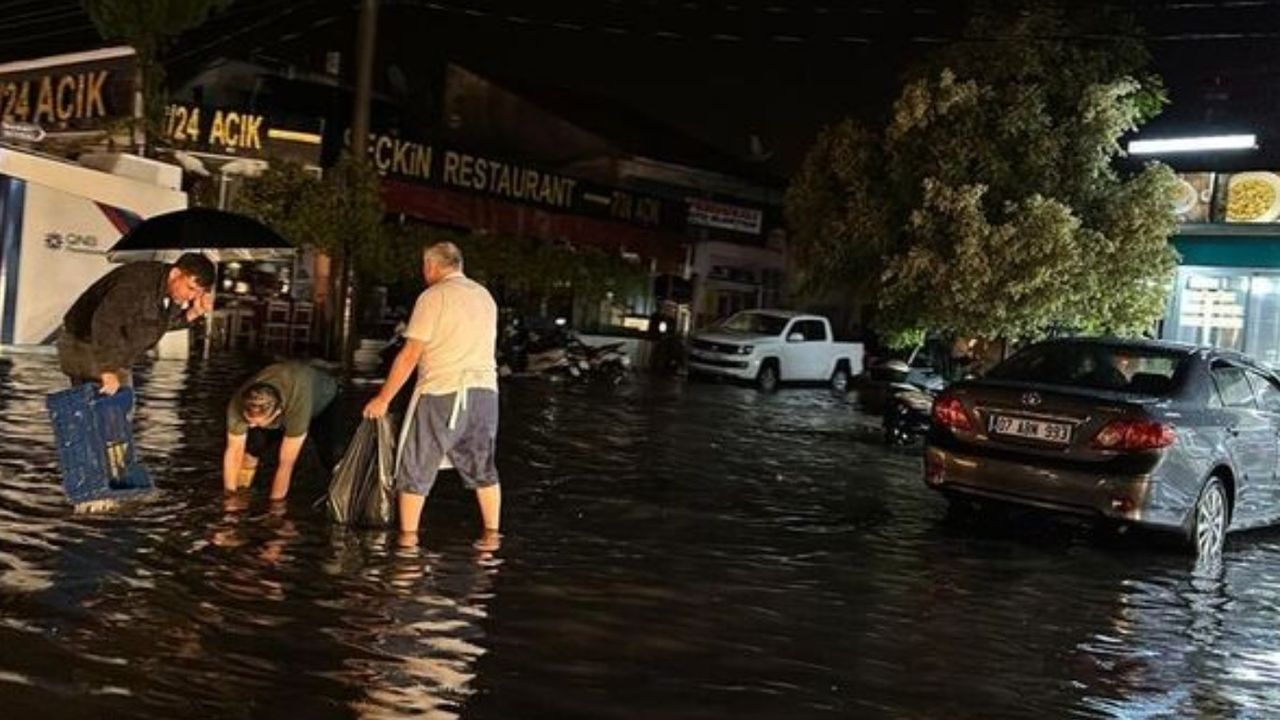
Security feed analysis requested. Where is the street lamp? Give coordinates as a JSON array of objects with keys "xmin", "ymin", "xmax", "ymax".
[{"xmin": 1128, "ymin": 134, "xmax": 1257, "ymax": 155}]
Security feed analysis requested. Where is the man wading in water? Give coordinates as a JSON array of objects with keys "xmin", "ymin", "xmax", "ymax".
[
  {"xmin": 363, "ymin": 241, "xmax": 502, "ymax": 550},
  {"xmin": 222, "ymin": 361, "xmax": 340, "ymax": 501},
  {"xmin": 59, "ymin": 253, "xmax": 216, "ymax": 394}
]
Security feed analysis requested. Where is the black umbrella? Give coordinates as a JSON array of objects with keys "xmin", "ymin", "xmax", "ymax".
[{"xmin": 107, "ymin": 207, "xmax": 295, "ymax": 263}]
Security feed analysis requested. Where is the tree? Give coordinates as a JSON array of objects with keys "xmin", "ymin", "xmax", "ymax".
[
  {"xmin": 234, "ymin": 154, "xmax": 391, "ymax": 357},
  {"xmin": 83, "ymin": 0, "xmax": 232, "ymax": 153},
  {"xmin": 456, "ymin": 233, "xmax": 649, "ymax": 320},
  {"xmin": 785, "ymin": 2, "xmax": 1179, "ymax": 349}
]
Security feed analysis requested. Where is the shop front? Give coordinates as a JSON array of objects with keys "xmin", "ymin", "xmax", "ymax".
[{"xmin": 1162, "ymin": 170, "xmax": 1280, "ymax": 367}]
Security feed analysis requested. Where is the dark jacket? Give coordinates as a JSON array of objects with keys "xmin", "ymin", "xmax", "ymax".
[{"xmin": 62, "ymin": 261, "xmax": 192, "ymax": 374}]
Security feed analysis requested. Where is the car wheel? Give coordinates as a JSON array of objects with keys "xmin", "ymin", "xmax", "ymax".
[
  {"xmin": 830, "ymin": 367, "xmax": 850, "ymax": 393},
  {"xmin": 1190, "ymin": 477, "xmax": 1228, "ymax": 559},
  {"xmin": 756, "ymin": 362, "xmax": 779, "ymax": 392},
  {"xmin": 882, "ymin": 404, "xmax": 905, "ymax": 445}
]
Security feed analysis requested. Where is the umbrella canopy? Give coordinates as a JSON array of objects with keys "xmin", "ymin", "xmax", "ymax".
[{"xmin": 107, "ymin": 207, "xmax": 296, "ymax": 263}]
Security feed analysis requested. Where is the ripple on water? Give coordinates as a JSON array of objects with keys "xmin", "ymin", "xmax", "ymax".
[{"xmin": 2, "ymin": 356, "xmax": 1280, "ymax": 717}]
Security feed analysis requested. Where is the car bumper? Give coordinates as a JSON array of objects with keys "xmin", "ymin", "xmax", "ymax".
[
  {"xmin": 688, "ymin": 353, "xmax": 759, "ymax": 380},
  {"xmin": 923, "ymin": 436, "xmax": 1187, "ymax": 531}
]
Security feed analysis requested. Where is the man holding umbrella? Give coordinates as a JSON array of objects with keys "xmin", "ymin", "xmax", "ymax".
[{"xmin": 59, "ymin": 252, "xmax": 216, "ymax": 394}]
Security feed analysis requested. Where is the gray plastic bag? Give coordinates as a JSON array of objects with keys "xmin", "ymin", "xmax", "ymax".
[{"xmin": 327, "ymin": 416, "xmax": 397, "ymax": 526}]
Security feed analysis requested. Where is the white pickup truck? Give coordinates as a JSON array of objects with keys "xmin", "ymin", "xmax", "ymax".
[{"xmin": 687, "ymin": 310, "xmax": 865, "ymax": 392}]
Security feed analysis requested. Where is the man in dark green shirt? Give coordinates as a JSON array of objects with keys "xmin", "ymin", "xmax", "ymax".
[{"xmin": 222, "ymin": 362, "xmax": 339, "ymax": 500}]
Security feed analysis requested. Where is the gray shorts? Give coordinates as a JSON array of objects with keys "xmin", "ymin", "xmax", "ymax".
[{"xmin": 396, "ymin": 388, "xmax": 499, "ymax": 496}]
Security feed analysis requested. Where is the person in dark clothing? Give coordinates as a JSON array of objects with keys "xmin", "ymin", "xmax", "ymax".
[
  {"xmin": 222, "ymin": 362, "xmax": 340, "ymax": 501},
  {"xmin": 58, "ymin": 253, "xmax": 216, "ymax": 395}
]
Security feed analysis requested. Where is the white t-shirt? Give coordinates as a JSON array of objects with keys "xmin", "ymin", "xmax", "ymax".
[{"xmin": 404, "ymin": 272, "xmax": 499, "ymax": 395}]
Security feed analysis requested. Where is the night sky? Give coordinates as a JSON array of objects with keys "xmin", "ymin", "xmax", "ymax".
[{"xmin": 3, "ymin": 0, "xmax": 1279, "ymax": 176}]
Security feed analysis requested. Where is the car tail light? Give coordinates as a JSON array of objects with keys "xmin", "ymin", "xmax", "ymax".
[
  {"xmin": 932, "ymin": 394, "xmax": 973, "ymax": 432},
  {"xmin": 1092, "ymin": 419, "xmax": 1176, "ymax": 451}
]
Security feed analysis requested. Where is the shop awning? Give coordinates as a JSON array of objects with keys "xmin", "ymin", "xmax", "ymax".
[{"xmin": 1172, "ymin": 233, "xmax": 1280, "ymax": 269}]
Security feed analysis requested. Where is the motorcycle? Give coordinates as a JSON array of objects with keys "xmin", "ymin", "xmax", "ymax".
[
  {"xmin": 856, "ymin": 359, "xmax": 947, "ymax": 445},
  {"xmin": 883, "ymin": 382, "xmax": 940, "ymax": 445},
  {"xmin": 566, "ymin": 337, "xmax": 630, "ymax": 384},
  {"xmin": 498, "ymin": 320, "xmax": 629, "ymax": 384}
]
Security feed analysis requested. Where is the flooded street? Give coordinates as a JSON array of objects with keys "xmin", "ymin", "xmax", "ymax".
[{"xmin": 3, "ymin": 353, "xmax": 1280, "ymax": 718}]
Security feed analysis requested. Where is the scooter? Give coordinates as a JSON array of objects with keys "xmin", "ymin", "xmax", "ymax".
[
  {"xmin": 857, "ymin": 359, "xmax": 947, "ymax": 445},
  {"xmin": 567, "ymin": 338, "xmax": 630, "ymax": 384},
  {"xmin": 883, "ymin": 384, "xmax": 939, "ymax": 445}
]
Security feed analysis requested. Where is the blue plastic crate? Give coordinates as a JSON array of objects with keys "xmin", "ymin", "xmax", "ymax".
[{"xmin": 46, "ymin": 385, "xmax": 154, "ymax": 504}]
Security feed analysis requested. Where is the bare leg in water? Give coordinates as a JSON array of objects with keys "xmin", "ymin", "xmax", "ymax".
[{"xmin": 397, "ymin": 484, "xmax": 501, "ymax": 550}]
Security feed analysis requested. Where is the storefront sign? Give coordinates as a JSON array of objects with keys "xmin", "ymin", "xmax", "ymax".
[
  {"xmin": 1173, "ymin": 172, "xmax": 1213, "ymax": 224},
  {"xmin": 0, "ymin": 48, "xmax": 135, "ymax": 133},
  {"xmin": 350, "ymin": 129, "xmax": 682, "ymax": 231},
  {"xmin": 164, "ymin": 104, "xmax": 266, "ymax": 153},
  {"xmin": 687, "ymin": 198, "xmax": 763, "ymax": 235},
  {"xmin": 441, "ymin": 150, "xmax": 577, "ymax": 209},
  {"xmin": 162, "ymin": 103, "xmax": 325, "ymax": 162}
]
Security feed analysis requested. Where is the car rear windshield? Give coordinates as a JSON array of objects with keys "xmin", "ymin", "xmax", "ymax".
[
  {"xmin": 719, "ymin": 312, "xmax": 789, "ymax": 336},
  {"xmin": 986, "ymin": 343, "xmax": 1189, "ymax": 395}
]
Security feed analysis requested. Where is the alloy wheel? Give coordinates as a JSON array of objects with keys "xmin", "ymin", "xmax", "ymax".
[{"xmin": 1194, "ymin": 479, "xmax": 1227, "ymax": 559}]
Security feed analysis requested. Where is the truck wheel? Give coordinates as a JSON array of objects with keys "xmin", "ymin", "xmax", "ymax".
[
  {"xmin": 830, "ymin": 366, "xmax": 850, "ymax": 393},
  {"xmin": 756, "ymin": 361, "xmax": 779, "ymax": 392}
]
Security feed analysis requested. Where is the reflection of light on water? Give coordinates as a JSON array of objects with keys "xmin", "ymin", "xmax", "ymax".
[
  {"xmin": 0, "ymin": 670, "xmax": 35, "ymax": 686},
  {"xmin": 322, "ymin": 547, "xmax": 499, "ymax": 720},
  {"xmin": 0, "ymin": 550, "xmax": 54, "ymax": 592}
]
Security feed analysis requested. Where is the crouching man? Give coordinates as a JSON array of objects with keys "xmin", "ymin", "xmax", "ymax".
[
  {"xmin": 363, "ymin": 241, "xmax": 501, "ymax": 549},
  {"xmin": 223, "ymin": 361, "xmax": 339, "ymax": 501}
]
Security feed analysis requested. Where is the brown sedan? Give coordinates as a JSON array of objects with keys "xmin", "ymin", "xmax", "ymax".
[{"xmin": 924, "ymin": 338, "xmax": 1280, "ymax": 558}]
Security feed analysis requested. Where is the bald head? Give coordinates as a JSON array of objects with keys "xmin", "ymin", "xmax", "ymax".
[{"xmin": 422, "ymin": 241, "xmax": 463, "ymax": 285}]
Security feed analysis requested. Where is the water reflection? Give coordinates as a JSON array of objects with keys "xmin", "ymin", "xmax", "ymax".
[{"xmin": 2, "ymin": 353, "xmax": 1280, "ymax": 717}]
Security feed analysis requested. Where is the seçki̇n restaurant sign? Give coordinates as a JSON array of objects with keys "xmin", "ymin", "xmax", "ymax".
[{"xmin": 345, "ymin": 128, "xmax": 685, "ymax": 232}]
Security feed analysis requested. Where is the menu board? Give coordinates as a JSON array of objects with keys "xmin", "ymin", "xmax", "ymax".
[
  {"xmin": 1221, "ymin": 171, "xmax": 1280, "ymax": 223},
  {"xmin": 1180, "ymin": 272, "xmax": 1245, "ymax": 332},
  {"xmin": 1173, "ymin": 172, "xmax": 1214, "ymax": 223}
]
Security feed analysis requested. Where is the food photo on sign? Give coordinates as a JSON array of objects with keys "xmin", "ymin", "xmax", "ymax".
[
  {"xmin": 1221, "ymin": 171, "xmax": 1280, "ymax": 224},
  {"xmin": 1172, "ymin": 172, "xmax": 1213, "ymax": 224}
]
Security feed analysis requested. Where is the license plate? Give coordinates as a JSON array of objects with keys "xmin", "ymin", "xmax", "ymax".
[{"xmin": 990, "ymin": 414, "xmax": 1072, "ymax": 444}]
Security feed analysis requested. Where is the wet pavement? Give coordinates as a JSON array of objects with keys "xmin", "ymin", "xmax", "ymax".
[{"xmin": 2, "ymin": 352, "xmax": 1280, "ymax": 718}]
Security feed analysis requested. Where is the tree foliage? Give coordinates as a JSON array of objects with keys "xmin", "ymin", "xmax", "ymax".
[
  {"xmin": 786, "ymin": 2, "xmax": 1179, "ymax": 348},
  {"xmin": 84, "ymin": 0, "xmax": 232, "ymax": 150},
  {"xmin": 234, "ymin": 154, "xmax": 394, "ymax": 280},
  {"xmin": 401, "ymin": 228, "xmax": 649, "ymax": 312}
]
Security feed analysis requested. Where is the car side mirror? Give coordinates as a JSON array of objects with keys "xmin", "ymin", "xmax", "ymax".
[{"xmin": 787, "ymin": 332, "xmax": 805, "ymax": 342}]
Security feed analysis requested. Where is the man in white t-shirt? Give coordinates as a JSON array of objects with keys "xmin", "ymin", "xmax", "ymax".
[{"xmin": 363, "ymin": 241, "xmax": 501, "ymax": 549}]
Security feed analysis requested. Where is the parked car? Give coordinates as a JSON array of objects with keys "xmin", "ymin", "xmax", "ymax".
[
  {"xmin": 687, "ymin": 310, "xmax": 864, "ymax": 391},
  {"xmin": 924, "ymin": 337, "xmax": 1280, "ymax": 558}
]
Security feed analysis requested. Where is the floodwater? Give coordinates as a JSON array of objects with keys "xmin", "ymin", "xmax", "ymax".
[{"xmin": 2, "ymin": 352, "xmax": 1280, "ymax": 719}]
